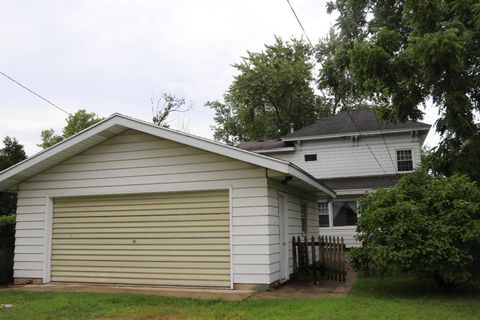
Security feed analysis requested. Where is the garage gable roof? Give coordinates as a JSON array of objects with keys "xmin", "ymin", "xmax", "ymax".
[{"xmin": 0, "ymin": 114, "xmax": 335, "ymax": 196}]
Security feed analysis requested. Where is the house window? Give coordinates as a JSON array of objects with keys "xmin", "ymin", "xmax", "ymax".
[
  {"xmin": 333, "ymin": 201, "xmax": 358, "ymax": 227},
  {"xmin": 397, "ymin": 150, "xmax": 413, "ymax": 172},
  {"xmin": 318, "ymin": 202, "xmax": 329, "ymax": 227},
  {"xmin": 300, "ymin": 201, "xmax": 308, "ymax": 234},
  {"xmin": 304, "ymin": 154, "xmax": 317, "ymax": 162}
]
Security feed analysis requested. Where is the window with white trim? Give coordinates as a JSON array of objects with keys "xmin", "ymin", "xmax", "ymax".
[
  {"xmin": 318, "ymin": 202, "xmax": 329, "ymax": 227},
  {"xmin": 397, "ymin": 149, "xmax": 413, "ymax": 172},
  {"xmin": 300, "ymin": 201, "xmax": 308, "ymax": 234},
  {"xmin": 333, "ymin": 201, "xmax": 358, "ymax": 227}
]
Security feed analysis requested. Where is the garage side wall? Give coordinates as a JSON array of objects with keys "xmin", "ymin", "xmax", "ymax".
[
  {"xmin": 13, "ymin": 129, "xmax": 275, "ymax": 287},
  {"xmin": 267, "ymin": 179, "xmax": 319, "ymax": 281}
]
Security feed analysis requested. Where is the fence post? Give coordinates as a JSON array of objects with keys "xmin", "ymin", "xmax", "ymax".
[
  {"xmin": 341, "ymin": 237, "xmax": 346, "ymax": 283},
  {"xmin": 311, "ymin": 235, "xmax": 316, "ymax": 282},
  {"xmin": 292, "ymin": 236, "xmax": 297, "ymax": 273}
]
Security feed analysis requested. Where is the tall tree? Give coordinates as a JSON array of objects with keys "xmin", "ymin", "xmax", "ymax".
[
  {"xmin": 321, "ymin": 1, "xmax": 480, "ymax": 179},
  {"xmin": 38, "ymin": 109, "xmax": 104, "ymax": 149},
  {"xmin": 0, "ymin": 137, "xmax": 27, "ymax": 216},
  {"xmin": 207, "ymin": 36, "xmax": 332, "ymax": 144}
]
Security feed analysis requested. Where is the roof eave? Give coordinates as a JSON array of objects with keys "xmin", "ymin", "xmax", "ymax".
[{"xmin": 282, "ymin": 127, "xmax": 431, "ymax": 142}]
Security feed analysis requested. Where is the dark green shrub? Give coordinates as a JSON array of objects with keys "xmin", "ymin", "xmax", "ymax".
[
  {"xmin": 0, "ymin": 215, "xmax": 15, "ymax": 285},
  {"xmin": 355, "ymin": 170, "xmax": 480, "ymax": 290}
]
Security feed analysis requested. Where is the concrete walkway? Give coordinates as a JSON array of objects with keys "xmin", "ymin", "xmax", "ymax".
[{"xmin": 7, "ymin": 283, "xmax": 255, "ymax": 301}]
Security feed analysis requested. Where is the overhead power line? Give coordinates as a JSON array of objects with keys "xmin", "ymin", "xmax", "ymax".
[
  {"xmin": 285, "ymin": 0, "xmax": 314, "ymax": 48},
  {"xmin": 374, "ymin": 111, "xmax": 398, "ymax": 174},
  {"xmin": 345, "ymin": 109, "xmax": 397, "ymax": 183},
  {"xmin": 0, "ymin": 71, "xmax": 72, "ymax": 116}
]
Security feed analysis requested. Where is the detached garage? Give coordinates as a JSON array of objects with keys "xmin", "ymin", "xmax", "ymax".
[{"xmin": 0, "ymin": 114, "xmax": 335, "ymax": 289}]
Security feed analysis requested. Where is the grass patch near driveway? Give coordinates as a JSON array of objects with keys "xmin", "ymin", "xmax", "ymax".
[{"xmin": 1, "ymin": 276, "xmax": 479, "ymax": 320}]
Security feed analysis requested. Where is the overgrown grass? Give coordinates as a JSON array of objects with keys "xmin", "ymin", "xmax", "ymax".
[{"xmin": 0, "ymin": 276, "xmax": 479, "ymax": 320}]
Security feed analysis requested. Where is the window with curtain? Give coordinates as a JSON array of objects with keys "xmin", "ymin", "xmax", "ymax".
[
  {"xmin": 333, "ymin": 201, "xmax": 358, "ymax": 226},
  {"xmin": 318, "ymin": 202, "xmax": 329, "ymax": 227}
]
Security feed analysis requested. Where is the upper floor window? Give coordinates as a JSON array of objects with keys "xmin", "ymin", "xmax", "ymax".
[
  {"xmin": 304, "ymin": 154, "xmax": 317, "ymax": 162},
  {"xmin": 397, "ymin": 149, "xmax": 413, "ymax": 172},
  {"xmin": 300, "ymin": 201, "xmax": 308, "ymax": 234},
  {"xmin": 318, "ymin": 202, "xmax": 329, "ymax": 227},
  {"xmin": 333, "ymin": 201, "xmax": 358, "ymax": 227}
]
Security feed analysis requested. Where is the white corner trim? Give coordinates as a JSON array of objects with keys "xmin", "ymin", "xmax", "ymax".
[
  {"xmin": 228, "ymin": 186, "xmax": 234, "ymax": 290},
  {"xmin": 42, "ymin": 197, "xmax": 53, "ymax": 283}
]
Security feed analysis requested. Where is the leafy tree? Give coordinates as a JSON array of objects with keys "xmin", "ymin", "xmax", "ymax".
[
  {"xmin": 0, "ymin": 137, "xmax": 27, "ymax": 216},
  {"xmin": 207, "ymin": 36, "xmax": 332, "ymax": 144},
  {"xmin": 322, "ymin": 1, "xmax": 480, "ymax": 176},
  {"xmin": 152, "ymin": 93, "xmax": 190, "ymax": 128},
  {"xmin": 352, "ymin": 170, "xmax": 480, "ymax": 290},
  {"xmin": 39, "ymin": 109, "xmax": 104, "ymax": 149}
]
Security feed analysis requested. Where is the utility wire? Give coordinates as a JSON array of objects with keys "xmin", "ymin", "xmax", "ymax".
[
  {"xmin": 283, "ymin": 1, "xmax": 396, "ymax": 183},
  {"xmin": 0, "ymin": 71, "xmax": 72, "ymax": 116},
  {"xmin": 373, "ymin": 111, "xmax": 398, "ymax": 174},
  {"xmin": 345, "ymin": 109, "xmax": 397, "ymax": 183},
  {"xmin": 285, "ymin": 0, "xmax": 314, "ymax": 48}
]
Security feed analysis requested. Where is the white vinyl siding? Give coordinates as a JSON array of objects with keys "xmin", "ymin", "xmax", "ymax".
[
  {"xmin": 270, "ymin": 132, "xmax": 422, "ymax": 179},
  {"xmin": 13, "ymin": 129, "xmax": 278, "ymax": 286}
]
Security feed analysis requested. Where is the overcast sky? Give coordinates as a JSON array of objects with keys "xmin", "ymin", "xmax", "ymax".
[{"xmin": 0, "ymin": 0, "xmax": 441, "ymax": 156}]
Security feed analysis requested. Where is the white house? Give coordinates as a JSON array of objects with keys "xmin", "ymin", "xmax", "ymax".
[
  {"xmin": 0, "ymin": 114, "xmax": 335, "ymax": 289},
  {"xmin": 237, "ymin": 109, "xmax": 431, "ymax": 247}
]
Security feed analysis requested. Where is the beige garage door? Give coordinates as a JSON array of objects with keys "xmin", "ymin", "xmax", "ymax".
[{"xmin": 51, "ymin": 190, "xmax": 230, "ymax": 287}]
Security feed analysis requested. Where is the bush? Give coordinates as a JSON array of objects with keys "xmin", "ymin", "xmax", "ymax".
[
  {"xmin": 354, "ymin": 170, "xmax": 480, "ymax": 290},
  {"xmin": 0, "ymin": 215, "xmax": 16, "ymax": 285}
]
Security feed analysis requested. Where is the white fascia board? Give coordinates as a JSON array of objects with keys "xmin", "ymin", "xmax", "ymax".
[
  {"xmin": 0, "ymin": 114, "xmax": 329, "ymax": 194},
  {"xmin": 282, "ymin": 127, "xmax": 431, "ymax": 142},
  {"xmin": 255, "ymin": 147, "xmax": 295, "ymax": 154},
  {"xmin": 0, "ymin": 115, "xmax": 121, "ymax": 184},
  {"xmin": 286, "ymin": 166, "xmax": 336, "ymax": 198},
  {"xmin": 114, "ymin": 116, "xmax": 290, "ymax": 173}
]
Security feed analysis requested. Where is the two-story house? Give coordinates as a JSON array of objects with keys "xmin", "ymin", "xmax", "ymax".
[{"xmin": 237, "ymin": 109, "xmax": 431, "ymax": 246}]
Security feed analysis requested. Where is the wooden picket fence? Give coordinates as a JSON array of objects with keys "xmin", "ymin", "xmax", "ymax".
[{"xmin": 292, "ymin": 236, "xmax": 346, "ymax": 283}]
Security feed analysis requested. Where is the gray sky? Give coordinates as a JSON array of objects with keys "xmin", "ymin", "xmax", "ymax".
[{"xmin": 0, "ymin": 0, "xmax": 441, "ymax": 156}]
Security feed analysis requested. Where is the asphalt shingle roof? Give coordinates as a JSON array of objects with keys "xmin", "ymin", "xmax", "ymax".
[
  {"xmin": 284, "ymin": 109, "xmax": 431, "ymax": 139},
  {"xmin": 236, "ymin": 139, "xmax": 290, "ymax": 151},
  {"xmin": 321, "ymin": 174, "xmax": 400, "ymax": 191}
]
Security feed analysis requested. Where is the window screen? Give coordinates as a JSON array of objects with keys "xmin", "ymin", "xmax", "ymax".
[
  {"xmin": 333, "ymin": 201, "xmax": 358, "ymax": 226},
  {"xmin": 304, "ymin": 154, "xmax": 317, "ymax": 162},
  {"xmin": 397, "ymin": 150, "xmax": 413, "ymax": 172},
  {"xmin": 318, "ymin": 202, "xmax": 329, "ymax": 227}
]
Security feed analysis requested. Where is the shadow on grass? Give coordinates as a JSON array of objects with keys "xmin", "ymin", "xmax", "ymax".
[{"xmin": 349, "ymin": 275, "xmax": 480, "ymax": 300}]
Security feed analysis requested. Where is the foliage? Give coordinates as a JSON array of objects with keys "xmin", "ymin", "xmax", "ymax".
[
  {"xmin": 39, "ymin": 109, "xmax": 103, "ymax": 149},
  {"xmin": 355, "ymin": 170, "xmax": 480, "ymax": 290},
  {"xmin": 0, "ymin": 215, "xmax": 15, "ymax": 284},
  {"xmin": 151, "ymin": 93, "xmax": 190, "ymax": 128},
  {"xmin": 0, "ymin": 276, "xmax": 479, "ymax": 319},
  {"xmin": 324, "ymin": 0, "xmax": 479, "ymax": 135},
  {"xmin": 423, "ymin": 130, "xmax": 480, "ymax": 182},
  {"xmin": 207, "ymin": 36, "xmax": 332, "ymax": 144},
  {"xmin": 0, "ymin": 137, "xmax": 27, "ymax": 216}
]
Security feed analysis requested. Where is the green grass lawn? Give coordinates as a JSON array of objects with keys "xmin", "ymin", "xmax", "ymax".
[{"xmin": 0, "ymin": 276, "xmax": 479, "ymax": 320}]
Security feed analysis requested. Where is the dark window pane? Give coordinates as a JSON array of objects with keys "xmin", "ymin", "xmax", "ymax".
[
  {"xmin": 397, "ymin": 150, "xmax": 413, "ymax": 172},
  {"xmin": 333, "ymin": 201, "xmax": 357, "ymax": 226},
  {"xmin": 304, "ymin": 154, "xmax": 317, "ymax": 162},
  {"xmin": 319, "ymin": 215, "xmax": 329, "ymax": 227}
]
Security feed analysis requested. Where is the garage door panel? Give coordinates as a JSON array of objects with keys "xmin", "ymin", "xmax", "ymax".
[
  {"xmin": 52, "ymin": 219, "xmax": 229, "ymax": 229},
  {"xmin": 51, "ymin": 255, "xmax": 230, "ymax": 263},
  {"xmin": 53, "ymin": 207, "xmax": 229, "ymax": 218},
  {"xmin": 51, "ymin": 190, "xmax": 231, "ymax": 287},
  {"xmin": 52, "ymin": 237, "xmax": 230, "ymax": 245},
  {"xmin": 53, "ymin": 213, "xmax": 228, "ymax": 224},
  {"xmin": 52, "ymin": 276, "xmax": 230, "ymax": 287},
  {"xmin": 53, "ymin": 226, "xmax": 229, "ymax": 234},
  {"xmin": 52, "ymin": 260, "xmax": 230, "ymax": 269}
]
